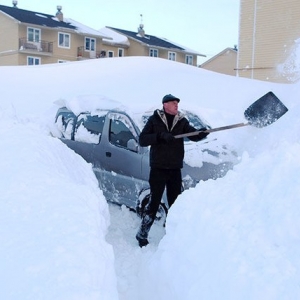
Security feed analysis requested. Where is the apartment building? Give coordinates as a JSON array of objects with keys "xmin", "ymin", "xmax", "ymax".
[
  {"xmin": 237, "ymin": 0, "xmax": 300, "ymax": 83},
  {"xmin": 0, "ymin": 2, "xmax": 112, "ymax": 65},
  {"xmin": 0, "ymin": 2, "xmax": 204, "ymax": 66},
  {"xmin": 100, "ymin": 25, "xmax": 204, "ymax": 67}
]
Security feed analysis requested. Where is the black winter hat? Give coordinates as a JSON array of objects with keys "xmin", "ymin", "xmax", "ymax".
[{"xmin": 162, "ymin": 94, "xmax": 180, "ymax": 104}]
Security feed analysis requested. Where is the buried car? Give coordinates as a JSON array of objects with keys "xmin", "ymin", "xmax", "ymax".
[{"xmin": 52, "ymin": 97, "xmax": 238, "ymax": 218}]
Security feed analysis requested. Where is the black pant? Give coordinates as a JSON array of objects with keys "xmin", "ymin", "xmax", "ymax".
[
  {"xmin": 137, "ymin": 168, "xmax": 182, "ymax": 238},
  {"xmin": 149, "ymin": 168, "xmax": 182, "ymax": 212}
]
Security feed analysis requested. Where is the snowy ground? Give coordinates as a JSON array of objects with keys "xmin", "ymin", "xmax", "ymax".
[
  {"xmin": 0, "ymin": 57, "xmax": 300, "ymax": 299},
  {"xmin": 106, "ymin": 204, "xmax": 165, "ymax": 300}
]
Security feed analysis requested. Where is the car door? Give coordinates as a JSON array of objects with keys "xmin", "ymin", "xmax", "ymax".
[
  {"xmin": 92, "ymin": 111, "xmax": 149, "ymax": 209},
  {"xmin": 60, "ymin": 112, "xmax": 105, "ymax": 163}
]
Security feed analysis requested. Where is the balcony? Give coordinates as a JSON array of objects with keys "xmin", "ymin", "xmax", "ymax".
[
  {"xmin": 19, "ymin": 38, "xmax": 53, "ymax": 55},
  {"xmin": 77, "ymin": 46, "xmax": 106, "ymax": 59}
]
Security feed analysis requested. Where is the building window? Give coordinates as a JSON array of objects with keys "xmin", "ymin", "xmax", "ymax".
[
  {"xmin": 58, "ymin": 32, "xmax": 70, "ymax": 48},
  {"xmin": 108, "ymin": 51, "xmax": 114, "ymax": 57},
  {"xmin": 118, "ymin": 48, "xmax": 124, "ymax": 57},
  {"xmin": 27, "ymin": 56, "xmax": 40, "ymax": 65},
  {"xmin": 185, "ymin": 55, "xmax": 193, "ymax": 65},
  {"xmin": 85, "ymin": 37, "xmax": 95, "ymax": 51},
  {"xmin": 168, "ymin": 52, "xmax": 176, "ymax": 61},
  {"xmin": 149, "ymin": 48, "xmax": 158, "ymax": 57},
  {"xmin": 27, "ymin": 27, "xmax": 40, "ymax": 42}
]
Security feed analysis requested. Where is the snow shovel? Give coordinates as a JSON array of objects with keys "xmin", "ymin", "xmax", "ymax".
[{"xmin": 174, "ymin": 91, "xmax": 288, "ymax": 139}]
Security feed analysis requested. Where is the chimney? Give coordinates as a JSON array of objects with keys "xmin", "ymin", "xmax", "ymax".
[
  {"xmin": 137, "ymin": 14, "xmax": 145, "ymax": 37},
  {"xmin": 12, "ymin": 0, "xmax": 18, "ymax": 7},
  {"xmin": 56, "ymin": 5, "xmax": 63, "ymax": 21}
]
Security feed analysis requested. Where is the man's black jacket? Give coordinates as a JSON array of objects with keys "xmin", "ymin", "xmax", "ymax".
[{"xmin": 139, "ymin": 109, "xmax": 206, "ymax": 169}]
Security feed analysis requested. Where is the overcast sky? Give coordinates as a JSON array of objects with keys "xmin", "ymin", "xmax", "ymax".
[{"xmin": 10, "ymin": 0, "xmax": 239, "ymax": 64}]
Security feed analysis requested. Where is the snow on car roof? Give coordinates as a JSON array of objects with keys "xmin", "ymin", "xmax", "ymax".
[{"xmin": 54, "ymin": 94, "xmax": 128, "ymax": 116}]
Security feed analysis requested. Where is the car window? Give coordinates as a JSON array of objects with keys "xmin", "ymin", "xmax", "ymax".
[
  {"xmin": 108, "ymin": 113, "xmax": 137, "ymax": 150},
  {"xmin": 74, "ymin": 113, "xmax": 105, "ymax": 144},
  {"xmin": 55, "ymin": 109, "xmax": 76, "ymax": 140}
]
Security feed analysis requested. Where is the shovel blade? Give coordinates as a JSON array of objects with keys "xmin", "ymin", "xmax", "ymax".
[{"xmin": 244, "ymin": 91, "xmax": 288, "ymax": 128}]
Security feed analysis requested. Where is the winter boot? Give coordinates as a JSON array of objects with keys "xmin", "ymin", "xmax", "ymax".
[
  {"xmin": 136, "ymin": 231, "xmax": 149, "ymax": 247},
  {"xmin": 136, "ymin": 214, "xmax": 154, "ymax": 247}
]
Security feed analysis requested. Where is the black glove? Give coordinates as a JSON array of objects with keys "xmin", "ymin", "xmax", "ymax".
[
  {"xmin": 198, "ymin": 128, "xmax": 209, "ymax": 139},
  {"xmin": 158, "ymin": 132, "xmax": 175, "ymax": 143}
]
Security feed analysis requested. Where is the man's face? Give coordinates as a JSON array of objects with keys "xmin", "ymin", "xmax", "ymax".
[{"xmin": 163, "ymin": 100, "xmax": 179, "ymax": 115}]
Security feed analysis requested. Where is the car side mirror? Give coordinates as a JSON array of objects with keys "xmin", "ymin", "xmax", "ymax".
[{"xmin": 127, "ymin": 139, "xmax": 138, "ymax": 152}]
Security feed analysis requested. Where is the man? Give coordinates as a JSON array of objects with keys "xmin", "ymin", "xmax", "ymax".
[{"xmin": 136, "ymin": 94, "xmax": 209, "ymax": 247}]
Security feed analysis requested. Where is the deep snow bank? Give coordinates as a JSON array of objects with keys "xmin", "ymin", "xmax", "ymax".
[{"xmin": 0, "ymin": 114, "xmax": 118, "ymax": 300}]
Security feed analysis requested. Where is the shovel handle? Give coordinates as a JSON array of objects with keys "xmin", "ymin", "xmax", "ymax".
[{"xmin": 174, "ymin": 122, "xmax": 249, "ymax": 139}]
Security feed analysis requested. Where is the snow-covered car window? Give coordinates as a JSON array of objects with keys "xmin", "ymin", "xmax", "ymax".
[
  {"xmin": 74, "ymin": 113, "xmax": 105, "ymax": 144},
  {"xmin": 55, "ymin": 109, "xmax": 76, "ymax": 140},
  {"xmin": 109, "ymin": 113, "xmax": 137, "ymax": 149}
]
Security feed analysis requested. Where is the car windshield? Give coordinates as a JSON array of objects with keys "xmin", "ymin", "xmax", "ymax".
[
  {"xmin": 181, "ymin": 110, "xmax": 211, "ymax": 130},
  {"xmin": 141, "ymin": 110, "xmax": 209, "ymax": 128},
  {"xmin": 140, "ymin": 109, "xmax": 210, "ymax": 142}
]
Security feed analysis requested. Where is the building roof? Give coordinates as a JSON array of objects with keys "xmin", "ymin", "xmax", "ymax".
[
  {"xmin": 0, "ymin": 4, "xmax": 76, "ymax": 30},
  {"xmin": 107, "ymin": 26, "xmax": 205, "ymax": 56},
  {"xmin": 65, "ymin": 18, "xmax": 111, "ymax": 39},
  {"xmin": 99, "ymin": 27, "xmax": 130, "ymax": 46},
  {"xmin": 107, "ymin": 26, "xmax": 186, "ymax": 51}
]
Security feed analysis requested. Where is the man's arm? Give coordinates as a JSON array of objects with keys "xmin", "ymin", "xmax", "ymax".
[{"xmin": 183, "ymin": 119, "xmax": 209, "ymax": 142}]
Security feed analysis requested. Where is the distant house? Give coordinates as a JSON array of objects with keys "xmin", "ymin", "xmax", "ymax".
[
  {"xmin": 98, "ymin": 25, "xmax": 205, "ymax": 67},
  {"xmin": 237, "ymin": 0, "xmax": 300, "ymax": 83},
  {"xmin": 0, "ymin": 2, "xmax": 111, "ymax": 66},
  {"xmin": 199, "ymin": 46, "xmax": 238, "ymax": 76}
]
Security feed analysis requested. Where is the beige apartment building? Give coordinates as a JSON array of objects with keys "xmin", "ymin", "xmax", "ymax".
[
  {"xmin": 0, "ymin": 2, "xmax": 203, "ymax": 66},
  {"xmin": 237, "ymin": 0, "xmax": 300, "ymax": 83},
  {"xmin": 100, "ymin": 26, "xmax": 204, "ymax": 67},
  {"xmin": 0, "ymin": 3, "xmax": 111, "ymax": 65}
]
